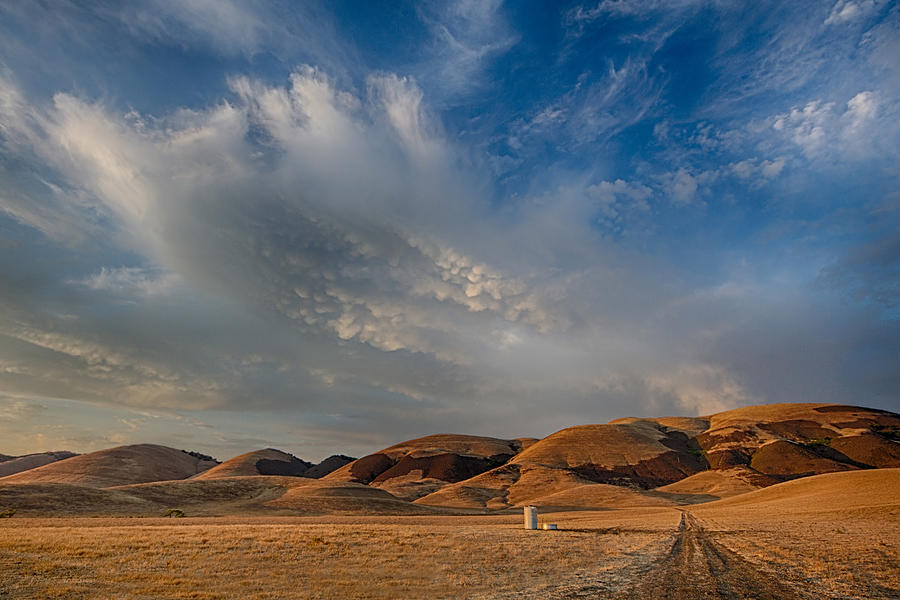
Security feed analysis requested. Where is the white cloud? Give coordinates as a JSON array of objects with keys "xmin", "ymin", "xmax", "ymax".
[
  {"xmin": 646, "ymin": 364, "xmax": 757, "ymax": 416},
  {"xmin": 730, "ymin": 159, "xmax": 755, "ymax": 179},
  {"xmin": 670, "ymin": 168, "xmax": 699, "ymax": 206},
  {"xmin": 367, "ymin": 73, "xmax": 435, "ymax": 159},
  {"xmin": 768, "ymin": 91, "xmax": 893, "ymax": 161},
  {"xmin": 842, "ymin": 90, "xmax": 879, "ymax": 142},
  {"xmin": 74, "ymin": 267, "xmax": 180, "ymax": 298},
  {"xmin": 416, "ymin": 0, "xmax": 518, "ymax": 99},
  {"xmin": 586, "ymin": 179, "xmax": 652, "ymax": 222},
  {"xmin": 824, "ymin": 0, "xmax": 878, "ymax": 25},
  {"xmin": 567, "ymin": 0, "xmax": 701, "ymax": 24},
  {"xmin": 1, "ymin": 39, "xmax": 897, "ymax": 451},
  {"xmin": 132, "ymin": 0, "xmax": 267, "ymax": 54},
  {"xmin": 772, "ymin": 101, "xmax": 833, "ymax": 157},
  {"xmin": 760, "ymin": 158, "xmax": 786, "ymax": 179}
]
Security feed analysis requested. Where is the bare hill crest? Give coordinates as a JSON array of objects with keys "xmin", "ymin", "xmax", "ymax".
[
  {"xmin": 0, "ymin": 444, "xmax": 218, "ymax": 488},
  {"xmin": 1, "ymin": 402, "xmax": 897, "ymax": 515},
  {"xmin": 325, "ymin": 434, "xmax": 535, "ymax": 501},
  {"xmin": 194, "ymin": 449, "xmax": 355, "ymax": 480},
  {"xmin": 0, "ymin": 451, "xmax": 77, "ymax": 478}
]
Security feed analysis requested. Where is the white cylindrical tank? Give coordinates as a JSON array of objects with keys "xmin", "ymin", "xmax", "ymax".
[{"xmin": 524, "ymin": 505, "xmax": 538, "ymax": 530}]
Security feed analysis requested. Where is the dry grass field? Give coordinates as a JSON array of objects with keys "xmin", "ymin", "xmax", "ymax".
[
  {"xmin": 691, "ymin": 470, "xmax": 900, "ymax": 600},
  {"xmin": 1, "ymin": 406, "xmax": 898, "ymax": 599},
  {"xmin": 2, "ymin": 480, "xmax": 898, "ymax": 600},
  {"xmin": 0, "ymin": 510, "xmax": 678, "ymax": 600}
]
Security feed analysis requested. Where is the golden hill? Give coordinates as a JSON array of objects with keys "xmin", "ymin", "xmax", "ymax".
[
  {"xmin": 193, "ymin": 448, "xmax": 312, "ymax": 479},
  {"xmin": 692, "ymin": 468, "xmax": 900, "ymax": 515},
  {"xmin": 325, "ymin": 434, "xmax": 535, "ymax": 501},
  {"xmin": 0, "ymin": 444, "xmax": 217, "ymax": 488},
  {"xmin": 0, "ymin": 476, "xmax": 449, "ymax": 517},
  {"xmin": 415, "ymin": 403, "xmax": 899, "ymax": 509},
  {"xmin": 1, "ymin": 402, "xmax": 898, "ymax": 515},
  {"xmin": 654, "ymin": 466, "xmax": 778, "ymax": 499},
  {"xmin": 695, "ymin": 403, "xmax": 900, "ymax": 476},
  {"xmin": 415, "ymin": 420, "xmax": 707, "ymax": 509},
  {"xmin": 0, "ymin": 451, "xmax": 77, "ymax": 477}
]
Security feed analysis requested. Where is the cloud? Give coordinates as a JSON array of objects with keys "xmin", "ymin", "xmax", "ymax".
[
  {"xmin": 566, "ymin": 0, "xmax": 702, "ymax": 26},
  {"xmin": 669, "ymin": 169, "xmax": 699, "ymax": 206},
  {"xmin": 824, "ymin": 1, "xmax": 878, "ymax": 25},
  {"xmin": 817, "ymin": 230, "xmax": 900, "ymax": 310},
  {"xmin": 760, "ymin": 158, "xmax": 786, "ymax": 179},
  {"xmin": 127, "ymin": 0, "xmax": 269, "ymax": 55},
  {"xmin": 0, "ymin": 1, "xmax": 898, "ymax": 457},
  {"xmin": 505, "ymin": 55, "xmax": 664, "ymax": 159},
  {"xmin": 586, "ymin": 179, "xmax": 652, "ymax": 225},
  {"xmin": 73, "ymin": 267, "xmax": 180, "ymax": 298},
  {"xmin": 415, "ymin": 0, "xmax": 518, "ymax": 100},
  {"xmin": 0, "ymin": 66, "xmax": 574, "ymax": 414},
  {"xmin": 772, "ymin": 101, "xmax": 833, "ymax": 157},
  {"xmin": 0, "ymin": 398, "xmax": 47, "ymax": 422},
  {"xmin": 767, "ymin": 90, "xmax": 895, "ymax": 161},
  {"xmin": 842, "ymin": 90, "xmax": 879, "ymax": 139}
]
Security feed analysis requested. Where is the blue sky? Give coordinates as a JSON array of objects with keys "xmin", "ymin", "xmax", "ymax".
[{"xmin": 0, "ymin": 0, "xmax": 897, "ymax": 460}]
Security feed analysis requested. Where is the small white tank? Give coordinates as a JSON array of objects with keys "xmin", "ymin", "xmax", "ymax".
[
  {"xmin": 542, "ymin": 523, "xmax": 558, "ymax": 530},
  {"xmin": 524, "ymin": 505, "xmax": 538, "ymax": 530}
]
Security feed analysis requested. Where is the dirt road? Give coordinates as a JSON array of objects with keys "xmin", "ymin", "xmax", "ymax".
[
  {"xmin": 611, "ymin": 511, "xmax": 807, "ymax": 600},
  {"xmin": 494, "ymin": 511, "xmax": 813, "ymax": 600}
]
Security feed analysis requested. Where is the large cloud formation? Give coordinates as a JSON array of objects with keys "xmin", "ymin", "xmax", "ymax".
[{"xmin": 0, "ymin": 1, "xmax": 897, "ymax": 459}]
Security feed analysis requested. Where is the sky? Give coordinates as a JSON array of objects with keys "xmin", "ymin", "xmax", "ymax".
[{"xmin": 0, "ymin": 0, "xmax": 898, "ymax": 461}]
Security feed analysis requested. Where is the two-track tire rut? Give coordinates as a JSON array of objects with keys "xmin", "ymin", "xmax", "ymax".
[{"xmin": 608, "ymin": 511, "xmax": 805, "ymax": 600}]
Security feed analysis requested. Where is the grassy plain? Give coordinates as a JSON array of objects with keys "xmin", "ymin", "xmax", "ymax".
[
  {"xmin": 0, "ymin": 510, "xmax": 677, "ymax": 599},
  {"xmin": 1, "ymin": 470, "xmax": 898, "ymax": 599},
  {"xmin": 2, "ymin": 504, "xmax": 898, "ymax": 599}
]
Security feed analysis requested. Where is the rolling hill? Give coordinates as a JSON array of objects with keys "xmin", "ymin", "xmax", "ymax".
[
  {"xmin": 1, "ymin": 402, "xmax": 898, "ymax": 515},
  {"xmin": 415, "ymin": 403, "xmax": 899, "ymax": 509},
  {"xmin": 694, "ymin": 403, "xmax": 900, "ymax": 475},
  {"xmin": 0, "ymin": 451, "xmax": 77, "ymax": 477},
  {"xmin": 415, "ymin": 418, "xmax": 710, "ymax": 509},
  {"xmin": 324, "ymin": 434, "xmax": 536, "ymax": 501},
  {"xmin": 0, "ymin": 444, "xmax": 218, "ymax": 487},
  {"xmin": 193, "ymin": 448, "xmax": 313, "ymax": 479},
  {"xmin": 194, "ymin": 449, "xmax": 355, "ymax": 480},
  {"xmin": 691, "ymin": 468, "xmax": 900, "ymax": 515}
]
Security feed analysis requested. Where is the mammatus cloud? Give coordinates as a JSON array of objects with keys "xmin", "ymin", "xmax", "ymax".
[
  {"xmin": 0, "ymin": 2, "xmax": 897, "ymax": 458},
  {"xmin": 0, "ymin": 67, "xmax": 816, "ymax": 436}
]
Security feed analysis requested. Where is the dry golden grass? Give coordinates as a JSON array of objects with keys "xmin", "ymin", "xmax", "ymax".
[
  {"xmin": 0, "ymin": 510, "xmax": 678, "ymax": 599},
  {"xmin": 690, "ymin": 469, "xmax": 900, "ymax": 599},
  {"xmin": 192, "ymin": 449, "xmax": 299, "ymax": 480},
  {"xmin": 692, "ymin": 513, "xmax": 900, "ymax": 599},
  {"xmin": 654, "ymin": 466, "xmax": 772, "ymax": 498},
  {"xmin": 1, "ymin": 476, "xmax": 897, "ymax": 600},
  {"xmin": 0, "ymin": 445, "xmax": 216, "ymax": 488},
  {"xmin": 513, "ymin": 421, "xmax": 675, "ymax": 468},
  {"xmin": 323, "ymin": 434, "xmax": 528, "ymax": 483}
]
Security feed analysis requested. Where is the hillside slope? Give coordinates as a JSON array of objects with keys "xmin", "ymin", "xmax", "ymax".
[
  {"xmin": 692, "ymin": 468, "xmax": 900, "ymax": 514},
  {"xmin": 417, "ymin": 403, "xmax": 900, "ymax": 509},
  {"xmin": 325, "ymin": 434, "xmax": 534, "ymax": 501},
  {"xmin": 0, "ymin": 451, "xmax": 77, "ymax": 477},
  {"xmin": 0, "ymin": 444, "xmax": 218, "ymax": 488},
  {"xmin": 416, "ymin": 419, "xmax": 706, "ymax": 509},
  {"xmin": 193, "ymin": 449, "xmax": 312, "ymax": 479}
]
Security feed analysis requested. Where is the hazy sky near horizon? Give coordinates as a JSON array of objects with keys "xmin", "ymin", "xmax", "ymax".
[{"xmin": 0, "ymin": 1, "xmax": 898, "ymax": 461}]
